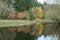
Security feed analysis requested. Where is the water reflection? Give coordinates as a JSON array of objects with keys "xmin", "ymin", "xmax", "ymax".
[
  {"xmin": 13, "ymin": 23, "xmax": 60, "ymax": 40},
  {"xmin": 37, "ymin": 23, "xmax": 60, "ymax": 40},
  {"xmin": 37, "ymin": 35, "xmax": 59, "ymax": 40},
  {"xmin": 0, "ymin": 23, "xmax": 60, "ymax": 40}
]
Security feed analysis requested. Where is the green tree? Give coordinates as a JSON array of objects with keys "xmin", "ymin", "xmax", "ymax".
[
  {"xmin": 29, "ymin": 9, "xmax": 35, "ymax": 20},
  {"xmin": 14, "ymin": 0, "xmax": 38, "ymax": 12}
]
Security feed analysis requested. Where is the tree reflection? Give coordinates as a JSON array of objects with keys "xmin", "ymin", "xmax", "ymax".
[{"xmin": 14, "ymin": 32, "xmax": 37, "ymax": 40}]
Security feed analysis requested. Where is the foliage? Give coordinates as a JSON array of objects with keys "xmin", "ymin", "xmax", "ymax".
[
  {"xmin": 16, "ymin": 11, "xmax": 30, "ymax": 20},
  {"xmin": 29, "ymin": 9, "xmax": 35, "ymax": 20},
  {"xmin": 37, "ymin": 3, "xmax": 44, "ymax": 9},
  {"xmin": 14, "ymin": 0, "xmax": 40, "ymax": 12},
  {"xmin": 37, "ymin": 23, "xmax": 44, "ymax": 35},
  {"xmin": 53, "ymin": 0, "xmax": 60, "ymax": 4},
  {"xmin": 7, "ymin": 12, "xmax": 16, "ymax": 20},
  {"xmin": 37, "ymin": 7, "xmax": 44, "ymax": 19},
  {"xmin": 44, "ymin": 4, "xmax": 60, "ymax": 21},
  {"xmin": 0, "ymin": 0, "xmax": 16, "ymax": 19},
  {"xmin": 0, "ymin": 0, "xmax": 44, "ymax": 40},
  {"xmin": 0, "ymin": 0, "xmax": 9, "ymax": 19},
  {"xmin": 31, "ymin": 7, "xmax": 44, "ymax": 19}
]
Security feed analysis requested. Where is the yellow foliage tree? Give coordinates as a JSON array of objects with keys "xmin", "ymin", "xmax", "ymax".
[
  {"xmin": 31, "ymin": 7, "xmax": 44, "ymax": 19},
  {"xmin": 37, "ymin": 7, "xmax": 44, "ymax": 19}
]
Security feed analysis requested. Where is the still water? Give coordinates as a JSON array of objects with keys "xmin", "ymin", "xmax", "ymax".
[
  {"xmin": 0, "ymin": 23, "xmax": 60, "ymax": 40},
  {"xmin": 37, "ymin": 35, "xmax": 59, "ymax": 40},
  {"xmin": 37, "ymin": 23, "xmax": 60, "ymax": 40},
  {"xmin": 13, "ymin": 23, "xmax": 60, "ymax": 40}
]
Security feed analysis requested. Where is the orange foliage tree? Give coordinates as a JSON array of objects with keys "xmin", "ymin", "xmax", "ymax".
[{"xmin": 16, "ymin": 11, "xmax": 30, "ymax": 20}]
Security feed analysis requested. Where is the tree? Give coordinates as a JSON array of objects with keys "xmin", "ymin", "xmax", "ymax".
[
  {"xmin": 0, "ymin": 0, "xmax": 16, "ymax": 19},
  {"xmin": 44, "ymin": 4, "xmax": 60, "ymax": 22},
  {"xmin": 43, "ymin": 1, "xmax": 47, "ymax": 5},
  {"xmin": 53, "ymin": 0, "xmax": 60, "ymax": 4},
  {"xmin": 14, "ymin": 0, "xmax": 38, "ymax": 12}
]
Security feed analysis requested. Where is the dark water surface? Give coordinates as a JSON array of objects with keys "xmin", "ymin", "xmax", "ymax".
[
  {"xmin": 13, "ymin": 23, "xmax": 60, "ymax": 40},
  {"xmin": 37, "ymin": 23, "xmax": 60, "ymax": 40},
  {"xmin": 37, "ymin": 35, "xmax": 59, "ymax": 40},
  {"xmin": 0, "ymin": 23, "xmax": 60, "ymax": 40}
]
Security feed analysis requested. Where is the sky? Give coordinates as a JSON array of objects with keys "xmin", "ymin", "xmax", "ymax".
[
  {"xmin": 37, "ymin": 0, "xmax": 53, "ymax": 4},
  {"xmin": 45, "ymin": 0, "xmax": 53, "ymax": 4},
  {"xmin": 37, "ymin": 0, "xmax": 45, "ymax": 4}
]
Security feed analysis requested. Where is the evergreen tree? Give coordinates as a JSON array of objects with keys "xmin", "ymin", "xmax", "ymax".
[{"xmin": 14, "ymin": 0, "xmax": 38, "ymax": 12}]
